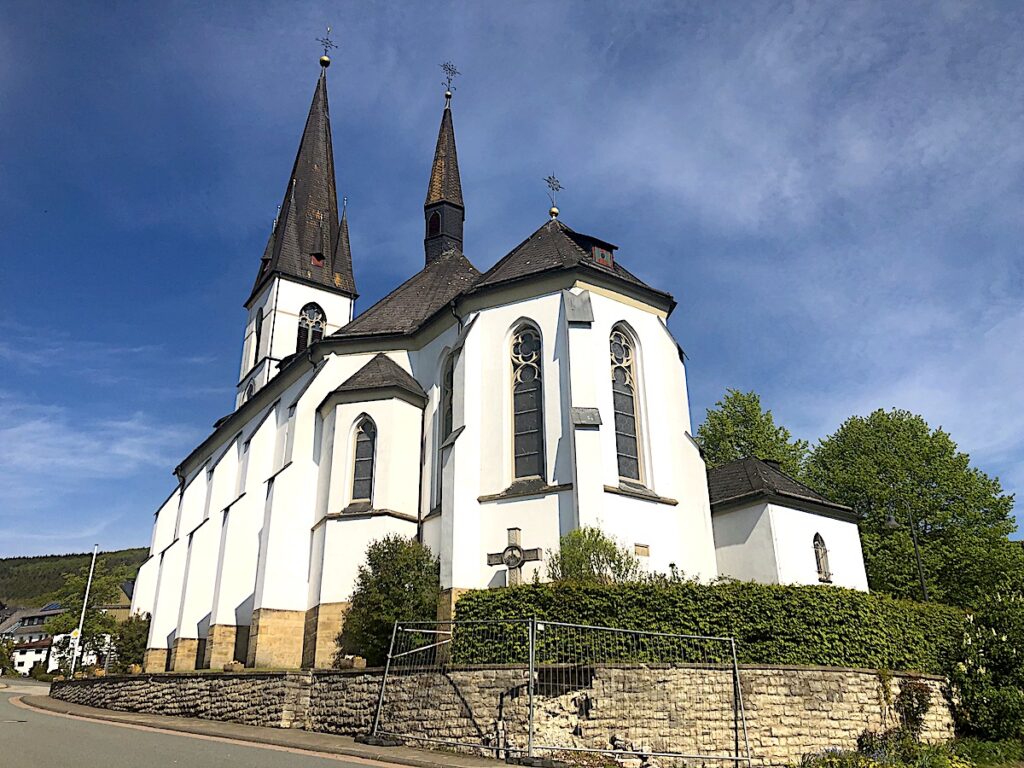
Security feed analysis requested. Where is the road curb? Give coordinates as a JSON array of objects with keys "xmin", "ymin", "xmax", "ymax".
[{"xmin": 18, "ymin": 694, "xmax": 499, "ymax": 768}]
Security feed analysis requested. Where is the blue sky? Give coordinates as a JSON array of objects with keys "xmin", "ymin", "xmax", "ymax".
[{"xmin": 2, "ymin": 1, "xmax": 1022, "ymax": 557}]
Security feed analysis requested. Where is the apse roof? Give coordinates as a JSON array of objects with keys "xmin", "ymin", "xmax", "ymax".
[{"xmin": 472, "ymin": 218, "xmax": 670, "ymax": 302}]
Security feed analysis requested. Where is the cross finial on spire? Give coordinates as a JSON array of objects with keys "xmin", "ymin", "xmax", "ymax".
[
  {"xmin": 544, "ymin": 174, "xmax": 563, "ymax": 219},
  {"xmin": 317, "ymin": 26, "xmax": 337, "ymax": 68},
  {"xmin": 441, "ymin": 61, "xmax": 460, "ymax": 107}
]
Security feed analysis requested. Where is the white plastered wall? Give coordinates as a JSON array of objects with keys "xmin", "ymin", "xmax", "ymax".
[
  {"xmin": 571, "ymin": 286, "xmax": 718, "ymax": 581},
  {"xmin": 711, "ymin": 501, "xmax": 869, "ymax": 591},
  {"xmin": 441, "ymin": 293, "xmax": 569, "ymax": 591},
  {"xmin": 237, "ymin": 277, "xmax": 355, "ymax": 406},
  {"xmin": 769, "ymin": 504, "xmax": 869, "ymax": 591}
]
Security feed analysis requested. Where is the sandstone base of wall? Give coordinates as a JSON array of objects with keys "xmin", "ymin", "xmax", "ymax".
[
  {"xmin": 247, "ymin": 608, "xmax": 305, "ymax": 669},
  {"xmin": 302, "ymin": 602, "xmax": 350, "ymax": 670},
  {"xmin": 206, "ymin": 624, "xmax": 242, "ymax": 669},
  {"xmin": 51, "ymin": 665, "xmax": 954, "ymax": 767},
  {"xmin": 142, "ymin": 648, "xmax": 168, "ymax": 673},
  {"xmin": 169, "ymin": 638, "xmax": 200, "ymax": 672}
]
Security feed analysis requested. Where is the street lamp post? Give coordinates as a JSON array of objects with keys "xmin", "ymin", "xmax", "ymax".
[{"xmin": 886, "ymin": 506, "xmax": 929, "ymax": 602}]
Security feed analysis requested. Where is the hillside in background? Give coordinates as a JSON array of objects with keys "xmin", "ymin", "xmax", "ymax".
[{"xmin": 0, "ymin": 547, "xmax": 148, "ymax": 608}]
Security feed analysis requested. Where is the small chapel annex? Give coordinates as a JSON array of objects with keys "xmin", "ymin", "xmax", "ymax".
[{"xmin": 132, "ymin": 57, "xmax": 868, "ymax": 673}]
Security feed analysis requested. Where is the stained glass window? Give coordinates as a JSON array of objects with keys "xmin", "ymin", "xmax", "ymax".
[
  {"xmin": 511, "ymin": 326, "xmax": 545, "ymax": 479},
  {"xmin": 296, "ymin": 303, "xmax": 326, "ymax": 353},
  {"xmin": 610, "ymin": 328, "xmax": 641, "ymax": 482},
  {"xmin": 352, "ymin": 418, "xmax": 376, "ymax": 502}
]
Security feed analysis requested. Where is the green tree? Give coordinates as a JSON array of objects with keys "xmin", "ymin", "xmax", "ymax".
[
  {"xmin": 335, "ymin": 535, "xmax": 439, "ymax": 667},
  {"xmin": 45, "ymin": 559, "xmax": 130, "ymax": 672},
  {"xmin": 0, "ymin": 637, "xmax": 13, "ymax": 676},
  {"xmin": 696, "ymin": 389, "xmax": 809, "ymax": 476},
  {"xmin": 546, "ymin": 527, "xmax": 642, "ymax": 584},
  {"xmin": 112, "ymin": 613, "xmax": 151, "ymax": 672},
  {"xmin": 806, "ymin": 408, "xmax": 1022, "ymax": 606}
]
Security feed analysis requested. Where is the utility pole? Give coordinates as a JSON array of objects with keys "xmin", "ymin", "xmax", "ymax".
[{"xmin": 69, "ymin": 544, "xmax": 99, "ymax": 676}]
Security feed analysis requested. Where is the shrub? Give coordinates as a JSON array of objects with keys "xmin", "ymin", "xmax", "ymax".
[
  {"xmin": 800, "ymin": 733, "xmax": 975, "ymax": 768},
  {"xmin": 896, "ymin": 679, "xmax": 933, "ymax": 738},
  {"xmin": 113, "ymin": 613, "xmax": 150, "ymax": 673},
  {"xmin": 546, "ymin": 527, "xmax": 641, "ymax": 584},
  {"xmin": 949, "ymin": 593, "xmax": 1024, "ymax": 740},
  {"xmin": 950, "ymin": 738, "xmax": 1024, "ymax": 767},
  {"xmin": 455, "ymin": 581, "xmax": 964, "ymax": 673},
  {"xmin": 29, "ymin": 663, "xmax": 53, "ymax": 682},
  {"xmin": 335, "ymin": 535, "xmax": 439, "ymax": 667}
]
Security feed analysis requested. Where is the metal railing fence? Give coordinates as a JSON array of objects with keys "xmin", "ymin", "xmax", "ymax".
[{"xmin": 370, "ymin": 618, "xmax": 751, "ymax": 766}]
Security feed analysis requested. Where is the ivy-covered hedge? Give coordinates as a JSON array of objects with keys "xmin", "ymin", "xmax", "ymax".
[{"xmin": 454, "ymin": 582, "xmax": 965, "ymax": 675}]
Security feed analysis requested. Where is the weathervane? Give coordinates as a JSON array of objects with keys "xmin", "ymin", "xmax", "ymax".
[
  {"xmin": 317, "ymin": 26, "xmax": 337, "ymax": 67},
  {"xmin": 441, "ymin": 61, "xmax": 460, "ymax": 106},
  {"xmin": 544, "ymin": 175, "xmax": 563, "ymax": 219}
]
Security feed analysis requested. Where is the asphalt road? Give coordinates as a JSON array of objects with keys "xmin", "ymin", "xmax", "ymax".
[{"xmin": 0, "ymin": 679, "xmax": 401, "ymax": 768}]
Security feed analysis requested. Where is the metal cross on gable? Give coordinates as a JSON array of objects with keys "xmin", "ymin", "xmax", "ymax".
[{"xmin": 486, "ymin": 527, "xmax": 542, "ymax": 586}]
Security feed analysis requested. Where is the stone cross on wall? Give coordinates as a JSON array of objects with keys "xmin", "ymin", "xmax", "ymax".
[{"xmin": 486, "ymin": 527, "xmax": 542, "ymax": 586}]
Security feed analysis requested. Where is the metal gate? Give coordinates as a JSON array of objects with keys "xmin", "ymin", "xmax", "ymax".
[{"xmin": 370, "ymin": 618, "xmax": 751, "ymax": 765}]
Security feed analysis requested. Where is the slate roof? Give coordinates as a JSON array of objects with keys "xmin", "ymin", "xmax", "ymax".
[
  {"xmin": 472, "ymin": 219, "xmax": 672, "ymax": 304},
  {"xmin": 248, "ymin": 69, "xmax": 356, "ymax": 305},
  {"xmin": 425, "ymin": 105, "xmax": 463, "ymax": 207},
  {"xmin": 332, "ymin": 249, "xmax": 480, "ymax": 338},
  {"xmin": 334, "ymin": 353, "xmax": 427, "ymax": 401},
  {"xmin": 707, "ymin": 457, "xmax": 855, "ymax": 518}
]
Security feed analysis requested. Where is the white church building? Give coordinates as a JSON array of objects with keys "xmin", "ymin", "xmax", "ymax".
[{"xmin": 132, "ymin": 57, "xmax": 868, "ymax": 672}]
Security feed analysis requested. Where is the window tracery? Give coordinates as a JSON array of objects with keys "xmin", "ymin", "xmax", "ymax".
[
  {"xmin": 610, "ymin": 328, "xmax": 641, "ymax": 482},
  {"xmin": 511, "ymin": 326, "xmax": 545, "ymax": 479},
  {"xmin": 296, "ymin": 303, "xmax": 326, "ymax": 353}
]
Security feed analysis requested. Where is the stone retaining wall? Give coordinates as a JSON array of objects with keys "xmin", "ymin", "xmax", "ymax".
[{"xmin": 51, "ymin": 665, "xmax": 953, "ymax": 766}]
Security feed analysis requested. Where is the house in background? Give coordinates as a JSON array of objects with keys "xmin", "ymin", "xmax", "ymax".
[
  {"xmin": 708, "ymin": 457, "xmax": 869, "ymax": 591},
  {"xmin": 1, "ymin": 603, "xmax": 64, "ymax": 676},
  {"xmin": 98, "ymin": 581, "xmax": 135, "ymax": 623}
]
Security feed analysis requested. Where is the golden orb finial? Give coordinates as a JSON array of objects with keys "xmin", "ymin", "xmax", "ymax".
[
  {"xmin": 317, "ymin": 27, "xmax": 336, "ymax": 69},
  {"xmin": 549, "ymin": 205, "xmax": 559, "ymax": 219}
]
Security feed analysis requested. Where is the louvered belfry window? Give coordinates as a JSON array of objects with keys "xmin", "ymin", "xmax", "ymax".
[
  {"xmin": 511, "ymin": 326, "xmax": 545, "ymax": 479},
  {"xmin": 296, "ymin": 303, "xmax": 326, "ymax": 353},
  {"xmin": 610, "ymin": 328, "xmax": 642, "ymax": 482},
  {"xmin": 352, "ymin": 418, "xmax": 376, "ymax": 503}
]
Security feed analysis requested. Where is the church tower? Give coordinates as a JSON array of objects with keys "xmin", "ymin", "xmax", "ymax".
[
  {"xmin": 236, "ymin": 55, "xmax": 357, "ymax": 406},
  {"xmin": 423, "ymin": 88, "xmax": 464, "ymax": 263}
]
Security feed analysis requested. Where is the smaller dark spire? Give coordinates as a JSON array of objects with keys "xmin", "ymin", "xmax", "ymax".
[
  {"xmin": 423, "ymin": 66, "xmax": 465, "ymax": 264},
  {"xmin": 331, "ymin": 197, "xmax": 356, "ymax": 294}
]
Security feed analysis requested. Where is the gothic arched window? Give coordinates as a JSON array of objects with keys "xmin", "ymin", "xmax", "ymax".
[
  {"xmin": 253, "ymin": 308, "xmax": 264, "ymax": 366},
  {"xmin": 511, "ymin": 325, "xmax": 545, "ymax": 480},
  {"xmin": 814, "ymin": 533, "xmax": 831, "ymax": 583},
  {"xmin": 352, "ymin": 417, "xmax": 376, "ymax": 503},
  {"xmin": 428, "ymin": 211, "xmax": 441, "ymax": 237},
  {"xmin": 610, "ymin": 327, "xmax": 642, "ymax": 482},
  {"xmin": 441, "ymin": 354, "xmax": 455, "ymax": 445},
  {"xmin": 296, "ymin": 303, "xmax": 326, "ymax": 353}
]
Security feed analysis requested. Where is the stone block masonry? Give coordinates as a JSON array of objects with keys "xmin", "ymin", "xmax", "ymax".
[{"xmin": 51, "ymin": 665, "xmax": 954, "ymax": 766}]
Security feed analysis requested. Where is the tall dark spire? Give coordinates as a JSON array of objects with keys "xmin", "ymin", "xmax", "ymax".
[
  {"xmin": 423, "ymin": 88, "xmax": 465, "ymax": 264},
  {"xmin": 248, "ymin": 65, "xmax": 356, "ymax": 306}
]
